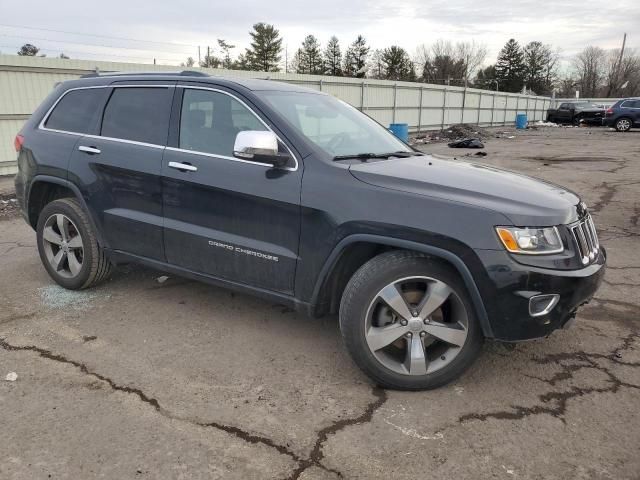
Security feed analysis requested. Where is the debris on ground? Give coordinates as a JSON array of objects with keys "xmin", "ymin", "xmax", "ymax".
[
  {"xmin": 156, "ymin": 275, "xmax": 169, "ymax": 284},
  {"xmin": 448, "ymin": 138, "xmax": 484, "ymax": 149},
  {"xmin": 38, "ymin": 285, "xmax": 103, "ymax": 310},
  {"xmin": 5, "ymin": 372, "xmax": 18, "ymax": 382},
  {"xmin": 532, "ymin": 121, "xmax": 560, "ymax": 128},
  {"xmin": 494, "ymin": 131, "xmax": 516, "ymax": 139},
  {"xmin": 0, "ymin": 194, "xmax": 19, "ymax": 219},
  {"xmin": 409, "ymin": 124, "xmax": 491, "ymax": 145}
]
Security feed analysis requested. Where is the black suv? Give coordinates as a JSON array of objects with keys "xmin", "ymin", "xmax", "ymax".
[
  {"xmin": 14, "ymin": 72, "xmax": 606, "ymax": 390},
  {"xmin": 604, "ymin": 98, "xmax": 640, "ymax": 131}
]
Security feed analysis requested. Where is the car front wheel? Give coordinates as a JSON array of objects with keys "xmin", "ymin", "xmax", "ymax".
[{"xmin": 339, "ymin": 251, "xmax": 483, "ymax": 390}]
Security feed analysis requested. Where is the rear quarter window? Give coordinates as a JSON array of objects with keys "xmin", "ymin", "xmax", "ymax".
[
  {"xmin": 44, "ymin": 88, "xmax": 109, "ymax": 134},
  {"xmin": 101, "ymin": 87, "xmax": 172, "ymax": 145}
]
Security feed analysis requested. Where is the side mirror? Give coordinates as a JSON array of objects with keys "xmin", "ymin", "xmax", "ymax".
[{"xmin": 233, "ymin": 131, "xmax": 290, "ymax": 168}]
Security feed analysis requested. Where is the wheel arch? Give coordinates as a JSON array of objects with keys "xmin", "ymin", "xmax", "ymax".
[
  {"xmin": 309, "ymin": 234, "xmax": 493, "ymax": 338},
  {"xmin": 28, "ymin": 175, "xmax": 106, "ymax": 246}
]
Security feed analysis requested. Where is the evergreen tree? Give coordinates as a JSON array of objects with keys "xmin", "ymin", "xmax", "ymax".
[
  {"xmin": 245, "ymin": 23, "xmax": 283, "ymax": 72},
  {"xmin": 232, "ymin": 53, "xmax": 251, "ymax": 71},
  {"xmin": 381, "ymin": 46, "xmax": 415, "ymax": 81},
  {"xmin": 368, "ymin": 49, "xmax": 385, "ymax": 79},
  {"xmin": 17, "ymin": 43, "xmax": 39, "ymax": 56},
  {"xmin": 296, "ymin": 35, "xmax": 323, "ymax": 74},
  {"xmin": 495, "ymin": 39, "xmax": 525, "ymax": 92},
  {"xmin": 181, "ymin": 56, "xmax": 196, "ymax": 67},
  {"xmin": 473, "ymin": 65, "xmax": 498, "ymax": 90},
  {"xmin": 343, "ymin": 35, "xmax": 369, "ymax": 77},
  {"xmin": 217, "ymin": 39, "xmax": 236, "ymax": 69},
  {"xmin": 323, "ymin": 36, "xmax": 343, "ymax": 76},
  {"xmin": 200, "ymin": 47, "xmax": 221, "ymax": 68},
  {"xmin": 523, "ymin": 41, "xmax": 557, "ymax": 94},
  {"xmin": 291, "ymin": 48, "xmax": 306, "ymax": 73}
]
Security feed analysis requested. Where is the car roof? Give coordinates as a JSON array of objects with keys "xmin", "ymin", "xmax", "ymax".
[{"xmin": 64, "ymin": 71, "xmax": 317, "ymax": 94}]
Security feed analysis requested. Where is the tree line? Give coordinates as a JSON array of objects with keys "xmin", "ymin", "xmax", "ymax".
[{"xmin": 13, "ymin": 23, "xmax": 640, "ymax": 97}]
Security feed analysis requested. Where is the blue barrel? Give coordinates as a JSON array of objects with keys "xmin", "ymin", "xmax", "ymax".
[
  {"xmin": 516, "ymin": 113, "xmax": 528, "ymax": 129},
  {"xmin": 389, "ymin": 123, "xmax": 409, "ymax": 142}
]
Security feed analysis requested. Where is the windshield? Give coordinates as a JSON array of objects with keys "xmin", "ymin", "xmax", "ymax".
[{"xmin": 257, "ymin": 91, "xmax": 412, "ymax": 157}]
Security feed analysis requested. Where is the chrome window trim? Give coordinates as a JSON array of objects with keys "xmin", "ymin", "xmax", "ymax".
[
  {"xmin": 84, "ymin": 134, "xmax": 166, "ymax": 150},
  {"xmin": 38, "ymin": 84, "xmax": 173, "ymax": 134},
  {"xmin": 175, "ymin": 85, "xmax": 299, "ymax": 171},
  {"xmin": 38, "ymin": 83, "xmax": 300, "ymax": 171},
  {"xmin": 165, "ymin": 146, "xmax": 273, "ymax": 168}
]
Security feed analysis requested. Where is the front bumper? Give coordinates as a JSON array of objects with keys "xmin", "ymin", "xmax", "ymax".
[{"xmin": 474, "ymin": 247, "xmax": 606, "ymax": 341}]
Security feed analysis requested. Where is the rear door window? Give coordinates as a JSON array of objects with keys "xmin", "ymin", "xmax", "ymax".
[
  {"xmin": 101, "ymin": 87, "xmax": 172, "ymax": 145},
  {"xmin": 45, "ymin": 88, "xmax": 109, "ymax": 134}
]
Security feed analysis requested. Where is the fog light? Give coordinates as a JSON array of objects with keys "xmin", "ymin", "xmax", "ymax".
[{"xmin": 529, "ymin": 294, "xmax": 560, "ymax": 317}]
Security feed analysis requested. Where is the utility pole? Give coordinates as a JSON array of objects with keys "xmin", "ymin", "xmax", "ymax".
[
  {"xmin": 613, "ymin": 33, "xmax": 627, "ymax": 95},
  {"xmin": 198, "ymin": 46, "xmax": 201, "ymax": 65}
]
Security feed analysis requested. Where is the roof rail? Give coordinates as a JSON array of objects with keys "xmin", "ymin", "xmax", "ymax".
[{"xmin": 80, "ymin": 70, "xmax": 209, "ymax": 78}]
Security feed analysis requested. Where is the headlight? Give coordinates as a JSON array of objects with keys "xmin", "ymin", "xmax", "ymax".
[{"xmin": 495, "ymin": 226, "xmax": 564, "ymax": 254}]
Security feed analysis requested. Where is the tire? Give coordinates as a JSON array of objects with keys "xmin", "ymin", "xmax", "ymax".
[
  {"xmin": 339, "ymin": 251, "xmax": 483, "ymax": 390},
  {"xmin": 36, "ymin": 198, "xmax": 112, "ymax": 290},
  {"xmin": 615, "ymin": 117, "xmax": 632, "ymax": 132}
]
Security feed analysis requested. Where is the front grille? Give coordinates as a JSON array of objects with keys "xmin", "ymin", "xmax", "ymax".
[{"xmin": 571, "ymin": 215, "xmax": 600, "ymax": 265}]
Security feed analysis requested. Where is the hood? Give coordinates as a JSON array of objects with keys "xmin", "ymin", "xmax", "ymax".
[{"xmin": 349, "ymin": 155, "xmax": 581, "ymax": 226}]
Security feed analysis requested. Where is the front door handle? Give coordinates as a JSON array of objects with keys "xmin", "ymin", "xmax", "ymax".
[
  {"xmin": 168, "ymin": 161, "xmax": 198, "ymax": 172},
  {"xmin": 78, "ymin": 146, "xmax": 101, "ymax": 155}
]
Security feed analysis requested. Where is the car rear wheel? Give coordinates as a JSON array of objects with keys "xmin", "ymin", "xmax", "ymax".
[
  {"xmin": 36, "ymin": 198, "xmax": 112, "ymax": 290},
  {"xmin": 339, "ymin": 251, "xmax": 483, "ymax": 390},
  {"xmin": 615, "ymin": 117, "xmax": 632, "ymax": 132}
]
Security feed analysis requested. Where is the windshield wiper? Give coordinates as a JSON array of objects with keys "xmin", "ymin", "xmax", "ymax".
[{"xmin": 333, "ymin": 151, "xmax": 422, "ymax": 161}]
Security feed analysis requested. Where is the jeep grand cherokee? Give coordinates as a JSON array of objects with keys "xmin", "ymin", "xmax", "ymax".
[{"xmin": 14, "ymin": 71, "xmax": 605, "ymax": 390}]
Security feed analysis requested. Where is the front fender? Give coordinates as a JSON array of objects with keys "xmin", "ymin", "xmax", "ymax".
[{"xmin": 309, "ymin": 233, "xmax": 494, "ymax": 338}]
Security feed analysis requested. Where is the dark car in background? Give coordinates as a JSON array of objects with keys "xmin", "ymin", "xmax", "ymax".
[
  {"xmin": 546, "ymin": 101, "xmax": 607, "ymax": 125},
  {"xmin": 604, "ymin": 98, "xmax": 640, "ymax": 131},
  {"xmin": 13, "ymin": 71, "xmax": 606, "ymax": 390}
]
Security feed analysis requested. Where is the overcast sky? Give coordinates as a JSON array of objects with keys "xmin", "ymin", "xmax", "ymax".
[{"xmin": 0, "ymin": 0, "xmax": 638, "ymax": 68}]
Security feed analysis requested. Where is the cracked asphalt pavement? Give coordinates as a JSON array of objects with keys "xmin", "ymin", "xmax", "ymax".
[{"xmin": 1, "ymin": 126, "xmax": 639, "ymax": 479}]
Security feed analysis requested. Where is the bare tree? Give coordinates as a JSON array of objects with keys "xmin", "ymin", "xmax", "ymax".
[
  {"xmin": 605, "ymin": 48, "xmax": 640, "ymax": 97},
  {"xmin": 572, "ymin": 46, "xmax": 606, "ymax": 97},
  {"xmin": 414, "ymin": 40, "xmax": 486, "ymax": 86},
  {"xmin": 415, "ymin": 40, "xmax": 464, "ymax": 85},
  {"xmin": 455, "ymin": 40, "xmax": 487, "ymax": 85}
]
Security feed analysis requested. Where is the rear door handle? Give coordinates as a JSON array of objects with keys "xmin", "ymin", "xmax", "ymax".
[
  {"xmin": 78, "ymin": 146, "xmax": 101, "ymax": 155},
  {"xmin": 168, "ymin": 161, "xmax": 198, "ymax": 172}
]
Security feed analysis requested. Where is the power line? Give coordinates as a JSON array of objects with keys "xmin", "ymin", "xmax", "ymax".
[
  {"xmin": 0, "ymin": 23, "xmax": 200, "ymax": 49},
  {"xmin": 0, "ymin": 33, "xmax": 192, "ymax": 56},
  {"xmin": 0, "ymin": 44, "xmax": 182, "ymax": 64}
]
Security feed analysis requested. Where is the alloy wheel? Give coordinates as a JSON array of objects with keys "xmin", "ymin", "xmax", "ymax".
[
  {"xmin": 617, "ymin": 119, "xmax": 631, "ymax": 131},
  {"xmin": 42, "ymin": 213, "xmax": 84, "ymax": 278},
  {"xmin": 364, "ymin": 276, "xmax": 469, "ymax": 376}
]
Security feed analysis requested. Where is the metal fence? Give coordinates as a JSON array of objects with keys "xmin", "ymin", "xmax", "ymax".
[{"xmin": 0, "ymin": 54, "xmax": 553, "ymax": 175}]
